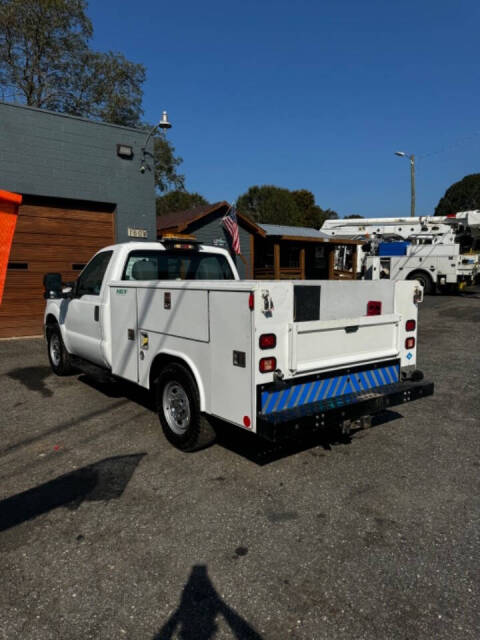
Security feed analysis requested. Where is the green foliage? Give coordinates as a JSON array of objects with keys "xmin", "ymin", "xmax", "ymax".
[
  {"xmin": 156, "ymin": 190, "xmax": 208, "ymax": 216},
  {"xmin": 152, "ymin": 134, "xmax": 185, "ymax": 193},
  {"xmin": 67, "ymin": 51, "xmax": 146, "ymax": 127},
  {"xmin": 0, "ymin": 0, "xmax": 92, "ymax": 108},
  {"xmin": 0, "ymin": 0, "xmax": 144, "ymax": 124},
  {"xmin": 291, "ymin": 189, "xmax": 315, "ymax": 212},
  {"xmin": 237, "ymin": 185, "xmax": 302, "ymax": 226},
  {"xmin": 237, "ymin": 185, "xmax": 338, "ymax": 228},
  {"xmin": 344, "ymin": 214, "xmax": 364, "ymax": 219},
  {"xmin": 435, "ymin": 174, "xmax": 480, "ymax": 215},
  {"xmin": 0, "ymin": 0, "xmax": 183, "ymax": 191}
]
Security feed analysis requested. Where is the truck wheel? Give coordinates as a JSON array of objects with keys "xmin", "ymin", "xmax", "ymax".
[
  {"xmin": 407, "ymin": 271, "xmax": 434, "ymax": 295},
  {"xmin": 47, "ymin": 325, "xmax": 74, "ymax": 376},
  {"xmin": 155, "ymin": 363, "xmax": 215, "ymax": 452}
]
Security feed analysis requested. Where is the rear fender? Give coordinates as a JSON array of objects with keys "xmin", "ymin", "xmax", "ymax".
[{"xmin": 149, "ymin": 349, "xmax": 206, "ymax": 412}]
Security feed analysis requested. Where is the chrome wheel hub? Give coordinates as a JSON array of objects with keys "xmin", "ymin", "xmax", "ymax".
[
  {"xmin": 162, "ymin": 381, "xmax": 191, "ymax": 435},
  {"xmin": 50, "ymin": 334, "xmax": 61, "ymax": 367}
]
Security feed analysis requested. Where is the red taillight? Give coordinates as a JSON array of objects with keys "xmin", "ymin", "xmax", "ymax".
[
  {"xmin": 406, "ymin": 319, "xmax": 416, "ymax": 331},
  {"xmin": 259, "ymin": 333, "xmax": 276, "ymax": 349},
  {"xmin": 367, "ymin": 300, "xmax": 382, "ymax": 316},
  {"xmin": 243, "ymin": 416, "xmax": 251, "ymax": 428},
  {"xmin": 259, "ymin": 356, "xmax": 276, "ymax": 373},
  {"xmin": 405, "ymin": 337, "xmax": 415, "ymax": 349},
  {"xmin": 248, "ymin": 292, "xmax": 254, "ymax": 310}
]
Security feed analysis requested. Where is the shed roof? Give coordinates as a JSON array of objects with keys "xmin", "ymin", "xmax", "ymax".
[
  {"xmin": 157, "ymin": 201, "xmax": 229, "ymax": 233},
  {"xmin": 157, "ymin": 203, "xmax": 360, "ymax": 245},
  {"xmin": 157, "ymin": 201, "xmax": 262, "ymax": 235},
  {"xmin": 257, "ymin": 223, "xmax": 359, "ymax": 244},
  {"xmin": 258, "ymin": 223, "xmax": 326, "ymax": 238}
]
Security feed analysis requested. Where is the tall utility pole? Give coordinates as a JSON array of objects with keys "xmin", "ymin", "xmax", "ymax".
[{"xmin": 395, "ymin": 151, "xmax": 416, "ymax": 217}]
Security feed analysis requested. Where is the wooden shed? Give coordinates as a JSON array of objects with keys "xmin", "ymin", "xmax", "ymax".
[{"xmin": 157, "ymin": 202, "xmax": 361, "ymax": 280}]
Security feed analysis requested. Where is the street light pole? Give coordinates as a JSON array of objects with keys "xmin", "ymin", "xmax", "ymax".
[
  {"xmin": 409, "ymin": 154, "xmax": 415, "ymax": 218},
  {"xmin": 395, "ymin": 151, "xmax": 416, "ymax": 217}
]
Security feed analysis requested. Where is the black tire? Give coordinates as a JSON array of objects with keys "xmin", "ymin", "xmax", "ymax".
[
  {"xmin": 155, "ymin": 363, "xmax": 215, "ymax": 452},
  {"xmin": 47, "ymin": 325, "xmax": 74, "ymax": 376},
  {"xmin": 407, "ymin": 270, "xmax": 434, "ymax": 295}
]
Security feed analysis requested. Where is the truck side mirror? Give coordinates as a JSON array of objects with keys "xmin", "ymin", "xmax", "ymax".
[
  {"xmin": 62, "ymin": 281, "xmax": 76, "ymax": 298},
  {"xmin": 43, "ymin": 273, "xmax": 63, "ymax": 299}
]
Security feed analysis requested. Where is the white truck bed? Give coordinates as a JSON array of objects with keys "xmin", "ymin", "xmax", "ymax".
[{"xmin": 108, "ymin": 278, "xmax": 425, "ymax": 436}]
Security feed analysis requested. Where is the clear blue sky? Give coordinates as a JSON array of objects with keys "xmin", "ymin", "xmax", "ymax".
[{"xmin": 89, "ymin": 0, "xmax": 479, "ymax": 217}]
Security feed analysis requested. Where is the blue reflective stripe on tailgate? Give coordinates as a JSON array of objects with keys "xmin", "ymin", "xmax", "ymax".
[{"xmin": 261, "ymin": 363, "xmax": 400, "ymax": 414}]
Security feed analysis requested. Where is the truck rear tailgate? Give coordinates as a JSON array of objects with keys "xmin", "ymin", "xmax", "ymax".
[
  {"xmin": 289, "ymin": 314, "xmax": 400, "ymax": 373},
  {"xmin": 257, "ymin": 376, "xmax": 434, "ymax": 442}
]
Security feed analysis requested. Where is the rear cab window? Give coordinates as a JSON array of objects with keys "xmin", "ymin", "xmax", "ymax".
[{"xmin": 122, "ymin": 250, "xmax": 235, "ymax": 281}]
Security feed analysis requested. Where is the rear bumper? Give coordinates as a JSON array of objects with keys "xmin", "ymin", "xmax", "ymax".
[{"xmin": 256, "ymin": 379, "xmax": 434, "ymax": 442}]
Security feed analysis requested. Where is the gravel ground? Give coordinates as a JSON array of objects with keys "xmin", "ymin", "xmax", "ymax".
[{"xmin": 0, "ymin": 288, "xmax": 479, "ymax": 640}]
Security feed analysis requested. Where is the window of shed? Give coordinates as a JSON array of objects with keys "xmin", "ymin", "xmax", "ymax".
[{"xmin": 280, "ymin": 245, "xmax": 300, "ymax": 268}]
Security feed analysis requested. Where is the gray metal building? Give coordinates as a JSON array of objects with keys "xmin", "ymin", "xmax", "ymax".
[{"xmin": 0, "ymin": 102, "xmax": 156, "ymax": 337}]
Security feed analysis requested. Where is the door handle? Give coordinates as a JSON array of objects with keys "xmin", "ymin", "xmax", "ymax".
[
  {"xmin": 345, "ymin": 325, "xmax": 359, "ymax": 333},
  {"xmin": 94, "ymin": 305, "xmax": 99, "ymax": 321}
]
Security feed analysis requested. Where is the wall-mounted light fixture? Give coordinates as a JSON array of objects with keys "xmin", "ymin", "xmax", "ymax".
[
  {"xmin": 140, "ymin": 111, "xmax": 173, "ymax": 173},
  {"xmin": 117, "ymin": 144, "xmax": 134, "ymax": 159}
]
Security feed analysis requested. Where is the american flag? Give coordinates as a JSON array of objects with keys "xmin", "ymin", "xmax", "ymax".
[{"xmin": 222, "ymin": 205, "xmax": 241, "ymax": 255}]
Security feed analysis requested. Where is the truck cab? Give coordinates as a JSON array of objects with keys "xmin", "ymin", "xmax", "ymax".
[{"xmin": 44, "ymin": 240, "xmax": 239, "ymax": 370}]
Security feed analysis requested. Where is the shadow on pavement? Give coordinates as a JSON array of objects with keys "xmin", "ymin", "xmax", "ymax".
[
  {"xmin": 214, "ymin": 410, "xmax": 403, "ymax": 466},
  {"xmin": 78, "ymin": 374, "xmax": 154, "ymax": 411},
  {"xmin": 6, "ymin": 365, "xmax": 54, "ymax": 398},
  {"xmin": 154, "ymin": 564, "xmax": 263, "ymax": 640},
  {"xmin": 77, "ymin": 375, "xmax": 403, "ymax": 465},
  {"xmin": 0, "ymin": 454, "xmax": 145, "ymax": 532}
]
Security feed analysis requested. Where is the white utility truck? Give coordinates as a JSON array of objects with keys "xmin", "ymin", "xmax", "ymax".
[
  {"xmin": 321, "ymin": 212, "xmax": 480, "ymax": 293},
  {"xmin": 43, "ymin": 238, "xmax": 433, "ymax": 451},
  {"xmin": 361, "ymin": 234, "xmax": 479, "ymax": 293}
]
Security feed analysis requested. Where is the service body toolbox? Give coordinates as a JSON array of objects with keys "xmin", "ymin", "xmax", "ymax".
[{"xmin": 108, "ymin": 277, "xmax": 433, "ymax": 443}]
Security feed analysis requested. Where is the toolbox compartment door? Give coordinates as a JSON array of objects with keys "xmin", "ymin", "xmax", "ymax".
[{"xmin": 289, "ymin": 314, "xmax": 400, "ymax": 373}]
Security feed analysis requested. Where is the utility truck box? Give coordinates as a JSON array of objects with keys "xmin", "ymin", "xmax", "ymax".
[{"xmin": 44, "ymin": 241, "xmax": 433, "ymax": 451}]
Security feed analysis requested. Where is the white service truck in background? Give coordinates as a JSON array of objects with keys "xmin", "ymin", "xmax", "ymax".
[
  {"xmin": 322, "ymin": 211, "xmax": 480, "ymax": 293},
  {"xmin": 44, "ymin": 238, "xmax": 433, "ymax": 451}
]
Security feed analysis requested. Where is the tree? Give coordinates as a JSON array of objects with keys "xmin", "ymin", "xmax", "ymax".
[
  {"xmin": 66, "ymin": 51, "xmax": 145, "ymax": 127},
  {"xmin": 0, "ymin": 0, "xmax": 183, "ymax": 191},
  {"xmin": 0, "ymin": 0, "xmax": 144, "ymax": 124},
  {"xmin": 0, "ymin": 0, "xmax": 92, "ymax": 109},
  {"xmin": 237, "ymin": 185, "xmax": 338, "ymax": 228},
  {"xmin": 291, "ymin": 189, "xmax": 338, "ymax": 228},
  {"xmin": 344, "ymin": 214, "xmax": 364, "ymax": 219},
  {"xmin": 237, "ymin": 185, "xmax": 302, "ymax": 226},
  {"xmin": 435, "ymin": 174, "xmax": 480, "ymax": 215},
  {"xmin": 156, "ymin": 190, "xmax": 208, "ymax": 216},
  {"xmin": 153, "ymin": 134, "xmax": 185, "ymax": 193}
]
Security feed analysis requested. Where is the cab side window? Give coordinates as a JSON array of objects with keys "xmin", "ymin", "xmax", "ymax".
[{"xmin": 76, "ymin": 251, "xmax": 113, "ymax": 296}]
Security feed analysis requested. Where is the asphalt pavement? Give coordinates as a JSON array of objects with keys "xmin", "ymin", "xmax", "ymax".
[{"xmin": 0, "ymin": 289, "xmax": 479, "ymax": 639}]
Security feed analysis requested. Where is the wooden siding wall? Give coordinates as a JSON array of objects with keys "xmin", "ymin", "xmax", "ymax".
[{"xmin": 0, "ymin": 198, "xmax": 114, "ymax": 338}]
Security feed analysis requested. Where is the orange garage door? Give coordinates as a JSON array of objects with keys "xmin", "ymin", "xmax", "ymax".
[{"xmin": 0, "ymin": 197, "xmax": 115, "ymax": 338}]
